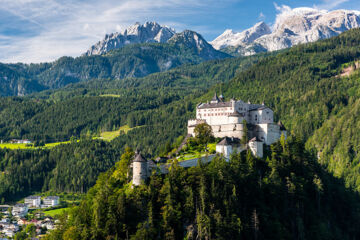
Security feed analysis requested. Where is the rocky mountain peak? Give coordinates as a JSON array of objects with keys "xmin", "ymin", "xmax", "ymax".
[
  {"xmin": 84, "ymin": 22, "xmax": 175, "ymax": 56},
  {"xmin": 211, "ymin": 21, "xmax": 271, "ymax": 50},
  {"xmin": 168, "ymin": 30, "xmax": 230, "ymax": 60},
  {"xmin": 211, "ymin": 7, "xmax": 360, "ymax": 55}
]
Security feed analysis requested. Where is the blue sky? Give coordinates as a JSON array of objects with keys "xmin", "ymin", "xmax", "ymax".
[{"xmin": 0, "ymin": 0, "xmax": 359, "ymax": 63}]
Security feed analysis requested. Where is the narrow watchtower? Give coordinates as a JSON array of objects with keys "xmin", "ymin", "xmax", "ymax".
[
  {"xmin": 132, "ymin": 151, "xmax": 148, "ymax": 186},
  {"xmin": 248, "ymin": 137, "xmax": 263, "ymax": 158}
]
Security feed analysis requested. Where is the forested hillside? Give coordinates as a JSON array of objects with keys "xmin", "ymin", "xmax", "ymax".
[
  {"xmin": 0, "ymin": 43, "xmax": 230, "ymax": 96},
  {"xmin": 0, "ymin": 140, "xmax": 120, "ymax": 202},
  {"xmin": 2, "ymin": 28, "xmax": 360, "ymax": 206},
  {"xmin": 215, "ymin": 28, "xmax": 360, "ymax": 193},
  {"xmin": 46, "ymin": 138, "xmax": 360, "ymax": 240},
  {"xmin": 0, "ymin": 54, "xmax": 263, "ymax": 141},
  {"xmin": 306, "ymin": 72, "xmax": 360, "ymax": 191}
]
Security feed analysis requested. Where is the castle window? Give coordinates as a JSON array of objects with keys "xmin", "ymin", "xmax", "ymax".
[{"xmin": 255, "ymin": 115, "xmax": 258, "ymax": 121}]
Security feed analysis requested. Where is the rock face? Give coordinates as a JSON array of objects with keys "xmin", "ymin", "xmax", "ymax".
[
  {"xmin": 211, "ymin": 8, "xmax": 360, "ymax": 55},
  {"xmin": 168, "ymin": 30, "xmax": 229, "ymax": 60},
  {"xmin": 211, "ymin": 22, "xmax": 271, "ymax": 50},
  {"xmin": 85, "ymin": 22, "xmax": 175, "ymax": 56}
]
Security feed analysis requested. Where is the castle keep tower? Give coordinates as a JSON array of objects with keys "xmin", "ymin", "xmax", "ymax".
[{"xmin": 132, "ymin": 151, "xmax": 148, "ymax": 186}]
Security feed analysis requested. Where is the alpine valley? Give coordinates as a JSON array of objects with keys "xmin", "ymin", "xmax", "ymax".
[{"xmin": 2, "ymin": 6, "xmax": 360, "ymax": 240}]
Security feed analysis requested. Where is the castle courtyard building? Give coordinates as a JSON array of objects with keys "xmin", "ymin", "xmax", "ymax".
[{"xmin": 189, "ymin": 93, "xmax": 286, "ymax": 158}]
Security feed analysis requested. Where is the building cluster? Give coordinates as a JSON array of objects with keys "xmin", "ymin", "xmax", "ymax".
[
  {"xmin": 131, "ymin": 93, "xmax": 287, "ymax": 186},
  {"xmin": 9, "ymin": 139, "xmax": 32, "ymax": 144},
  {"xmin": 0, "ymin": 196, "xmax": 60, "ymax": 238},
  {"xmin": 24, "ymin": 196, "xmax": 60, "ymax": 209},
  {"xmin": 188, "ymin": 93, "xmax": 286, "ymax": 158}
]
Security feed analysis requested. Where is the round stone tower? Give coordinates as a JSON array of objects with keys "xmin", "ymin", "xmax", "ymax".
[{"xmin": 132, "ymin": 151, "xmax": 148, "ymax": 186}]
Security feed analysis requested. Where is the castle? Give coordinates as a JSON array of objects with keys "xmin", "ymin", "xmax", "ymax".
[
  {"xmin": 131, "ymin": 93, "xmax": 286, "ymax": 186},
  {"xmin": 188, "ymin": 93, "xmax": 286, "ymax": 158}
]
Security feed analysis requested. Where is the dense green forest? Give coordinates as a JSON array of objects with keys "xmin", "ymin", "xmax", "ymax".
[
  {"xmin": 46, "ymin": 138, "xmax": 360, "ymax": 240},
  {"xmin": 0, "ymin": 54, "xmax": 264, "ymax": 141},
  {"xmin": 2, "ymin": 28, "xmax": 360, "ymax": 210},
  {"xmin": 0, "ymin": 42, "xmax": 229, "ymax": 96},
  {"xmin": 0, "ymin": 140, "xmax": 121, "ymax": 202}
]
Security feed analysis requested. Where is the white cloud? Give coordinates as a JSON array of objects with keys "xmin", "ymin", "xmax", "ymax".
[
  {"xmin": 0, "ymin": 0, "xmax": 228, "ymax": 63},
  {"xmin": 314, "ymin": 0, "xmax": 349, "ymax": 10},
  {"xmin": 273, "ymin": 3, "xmax": 292, "ymax": 13}
]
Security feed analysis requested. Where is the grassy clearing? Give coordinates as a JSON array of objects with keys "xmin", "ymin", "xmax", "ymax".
[
  {"xmin": 43, "ymin": 207, "xmax": 71, "ymax": 217},
  {"xmin": 177, "ymin": 143, "xmax": 217, "ymax": 161},
  {"xmin": 95, "ymin": 125, "xmax": 140, "ymax": 141},
  {"xmin": 99, "ymin": 94, "xmax": 122, "ymax": 98},
  {"xmin": 0, "ymin": 125, "xmax": 140, "ymax": 149},
  {"xmin": 45, "ymin": 141, "xmax": 71, "ymax": 148},
  {"xmin": 0, "ymin": 143, "xmax": 30, "ymax": 149},
  {"xmin": 0, "ymin": 141, "xmax": 73, "ymax": 150}
]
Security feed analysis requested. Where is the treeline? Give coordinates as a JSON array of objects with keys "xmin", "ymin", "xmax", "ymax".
[
  {"xmin": 307, "ymin": 86, "xmax": 360, "ymax": 192},
  {"xmin": 46, "ymin": 137, "xmax": 360, "ymax": 240},
  {"xmin": 0, "ymin": 140, "xmax": 121, "ymax": 202},
  {"xmin": 0, "ymin": 91, "xmax": 186, "ymax": 141}
]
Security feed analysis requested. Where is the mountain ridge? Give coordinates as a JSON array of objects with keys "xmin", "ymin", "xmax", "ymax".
[
  {"xmin": 84, "ymin": 22, "xmax": 176, "ymax": 56},
  {"xmin": 212, "ymin": 8, "xmax": 360, "ymax": 56}
]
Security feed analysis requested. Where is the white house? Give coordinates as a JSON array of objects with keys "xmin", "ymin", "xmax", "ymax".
[
  {"xmin": 24, "ymin": 195, "xmax": 41, "ymax": 208},
  {"xmin": 11, "ymin": 204, "xmax": 28, "ymax": 217},
  {"xmin": 42, "ymin": 196, "xmax": 60, "ymax": 208},
  {"xmin": 215, "ymin": 137, "xmax": 245, "ymax": 159}
]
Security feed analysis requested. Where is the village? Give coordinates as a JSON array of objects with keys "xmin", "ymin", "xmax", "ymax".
[{"xmin": 0, "ymin": 195, "xmax": 60, "ymax": 239}]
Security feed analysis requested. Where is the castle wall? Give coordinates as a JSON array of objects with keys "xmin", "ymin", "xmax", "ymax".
[
  {"xmin": 257, "ymin": 123, "xmax": 281, "ymax": 145},
  {"xmin": 216, "ymin": 145, "xmax": 233, "ymax": 159},
  {"xmin": 132, "ymin": 162, "xmax": 148, "ymax": 186},
  {"xmin": 197, "ymin": 112, "xmax": 234, "ymax": 125},
  {"xmin": 187, "ymin": 119, "xmax": 206, "ymax": 137},
  {"xmin": 216, "ymin": 144, "xmax": 246, "ymax": 159},
  {"xmin": 212, "ymin": 124, "xmax": 244, "ymax": 139},
  {"xmin": 188, "ymin": 126, "xmax": 195, "ymax": 137},
  {"xmin": 248, "ymin": 108, "xmax": 273, "ymax": 125},
  {"xmin": 234, "ymin": 100, "xmax": 248, "ymax": 112},
  {"xmin": 229, "ymin": 116, "xmax": 244, "ymax": 124},
  {"xmin": 249, "ymin": 141, "xmax": 263, "ymax": 158}
]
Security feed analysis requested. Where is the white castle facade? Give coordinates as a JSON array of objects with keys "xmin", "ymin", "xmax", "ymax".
[{"xmin": 188, "ymin": 93, "xmax": 286, "ymax": 158}]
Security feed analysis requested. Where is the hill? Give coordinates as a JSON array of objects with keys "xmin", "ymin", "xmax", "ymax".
[
  {"xmin": 0, "ymin": 54, "xmax": 264, "ymax": 142},
  {"xmin": 3, "ymin": 28, "xmax": 360, "ymax": 214},
  {"xmin": 0, "ymin": 42, "xmax": 230, "ymax": 97},
  {"xmin": 46, "ymin": 139, "xmax": 360, "ymax": 240},
  {"xmin": 215, "ymin": 28, "xmax": 360, "ymax": 194}
]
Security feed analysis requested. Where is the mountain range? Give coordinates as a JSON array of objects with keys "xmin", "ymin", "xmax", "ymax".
[
  {"xmin": 211, "ymin": 8, "xmax": 360, "ymax": 55},
  {"xmin": 1, "ymin": 8, "xmax": 360, "ymax": 97},
  {"xmin": 84, "ymin": 22, "xmax": 176, "ymax": 56},
  {"xmin": 85, "ymin": 21, "xmax": 228, "ymax": 59},
  {"xmin": 0, "ymin": 25, "xmax": 228, "ymax": 96},
  {"xmin": 85, "ymin": 8, "xmax": 360, "ymax": 58}
]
